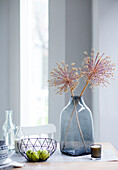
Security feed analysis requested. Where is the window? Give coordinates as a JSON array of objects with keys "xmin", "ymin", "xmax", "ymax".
[{"xmin": 20, "ymin": 0, "xmax": 48, "ymax": 126}]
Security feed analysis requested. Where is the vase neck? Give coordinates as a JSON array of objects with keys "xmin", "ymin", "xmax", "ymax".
[
  {"xmin": 70, "ymin": 96, "xmax": 85, "ymax": 105},
  {"xmin": 5, "ymin": 110, "xmax": 14, "ymax": 127}
]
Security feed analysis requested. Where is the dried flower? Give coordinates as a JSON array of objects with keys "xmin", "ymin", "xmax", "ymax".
[
  {"xmin": 79, "ymin": 50, "xmax": 116, "ymax": 89},
  {"xmin": 48, "ymin": 62, "xmax": 80, "ymax": 95},
  {"xmin": 48, "ymin": 50, "xmax": 116, "ymax": 97}
]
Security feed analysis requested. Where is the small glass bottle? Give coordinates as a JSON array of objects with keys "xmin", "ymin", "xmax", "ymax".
[
  {"xmin": 2, "ymin": 110, "xmax": 16, "ymax": 150},
  {"xmin": 15, "ymin": 126, "xmax": 24, "ymax": 153}
]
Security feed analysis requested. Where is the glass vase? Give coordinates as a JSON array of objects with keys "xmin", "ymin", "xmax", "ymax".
[
  {"xmin": 15, "ymin": 126, "xmax": 24, "ymax": 153},
  {"xmin": 60, "ymin": 96, "xmax": 94, "ymax": 156},
  {"xmin": 2, "ymin": 110, "xmax": 16, "ymax": 150}
]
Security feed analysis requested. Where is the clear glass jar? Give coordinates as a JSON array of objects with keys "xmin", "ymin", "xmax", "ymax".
[
  {"xmin": 60, "ymin": 96, "xmax": 94, "ymax": 156},
  {"xmin": 2, "ymin": 110, "xmax": 16, "ymax": 150},
  {"xmin": 15, "ymin": 126, "xmax": 24, "ymax": 153}
]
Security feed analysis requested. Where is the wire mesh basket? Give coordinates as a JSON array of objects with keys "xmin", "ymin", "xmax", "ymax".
[{"xmin": 17, "ymin": 138, "xmax": 57, "ymax": 162}]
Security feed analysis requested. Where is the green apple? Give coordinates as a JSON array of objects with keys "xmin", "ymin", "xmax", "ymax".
[
  {"xmin": 26, "ymin": 150, "xmax": 32, "ymax": 160},
  {"xmin": 26, "ymin": 150, "xmax": 39, "ymax": 162},
  {"xmin": 42, "ymin": 151, "xmax": 50, "ymax": 161},
  {"xmin": 26, "ymin": 149, "xmax": 50, "ymax": 162},
  {"xmin": 37, "ymin": 149, "xmax": 42, "ymax": 156},
  {"xmin": 31, "ymin": 151, "xmax": 39, "ymax": 162},
  {"xmin": 38, "ymin": 150, "xmax": 50, "ymax": 161}
]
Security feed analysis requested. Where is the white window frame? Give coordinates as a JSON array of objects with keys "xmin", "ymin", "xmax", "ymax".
[
  {"xmin": 20, "ymin": 0, "xmax": 66, "ymax": 139},
  {"xmin": 20, "ymin": 0, "xmax": 33, "ymax": 126}
]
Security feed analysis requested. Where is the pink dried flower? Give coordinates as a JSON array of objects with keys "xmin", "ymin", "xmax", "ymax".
[
  {"xmin": 79, "ymin": 50, "xmax": 116, "ymax": 88},
  {"xmin": 48, "ymin": 62, "xmax": 80, "ymax": 95}
]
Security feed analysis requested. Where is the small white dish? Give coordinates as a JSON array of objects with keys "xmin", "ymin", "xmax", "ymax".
[
  {"xmin": 0, "ymin": 145, "xmax": 8, "ymax": 150},
  {"xmin": 0, "ymin": 145, "xmax": 8, "ymax": 155},
  {"xmin": 0, "ymin": 150, "xmax": 8, "ymax": 155},
  {"xmin": 0, "ymin": 140, "xmax": 5, "ymax": 146},
  {"xmin": 0, "ymin": 158, "xmax": 12, "ymax": 166},
  {"xmin": 0, "ymin": 153, "xmax": 8, "ymax": 160}
]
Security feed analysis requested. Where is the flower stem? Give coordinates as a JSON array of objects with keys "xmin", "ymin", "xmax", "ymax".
[
  {"xmin": 63, "ymin": 91, "xmax": 87, "ymax": 152},
  {"xmin": 73, "ymin": 98, "xmax": 87, "ymax": 153},
  {"xmin": 63, "ymin": 89, "xmax": 74, "ymax": 148},
  {"xmin": 80, "ymin": 80, "xmax": 89, "ymax": 97},
  {"xmin": 63, "ymin": 105, "xmax": 75, "ymax": 148}
]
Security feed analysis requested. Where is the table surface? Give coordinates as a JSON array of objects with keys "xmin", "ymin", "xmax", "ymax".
[{"xmin": 13, "ymin": 143, "xmax": 118, "ymax": 170}]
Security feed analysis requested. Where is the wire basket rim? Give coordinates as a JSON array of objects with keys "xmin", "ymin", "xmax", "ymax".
[{"xmin": 17, "ymin": 137, "xmax": 57, "ymax": 162}]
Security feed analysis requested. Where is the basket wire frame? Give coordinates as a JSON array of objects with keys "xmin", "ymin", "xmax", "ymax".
[{"xmin": 17, "ymin": 138, "xmax": 57, "ymax": 161}]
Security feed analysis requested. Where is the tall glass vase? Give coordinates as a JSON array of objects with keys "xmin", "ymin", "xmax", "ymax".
[
  {"xmin": 2, "ymin": 110, "xmax": 16, "ymax": 150},
  {"xmin": 60, "ymin": 96, "xmax": 94, "ymax": 156}
]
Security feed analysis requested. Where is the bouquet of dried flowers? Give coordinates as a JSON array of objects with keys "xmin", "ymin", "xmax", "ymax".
[{"xmin": 48, "ymin": 49, "xmax": 115, "ymax": 151}]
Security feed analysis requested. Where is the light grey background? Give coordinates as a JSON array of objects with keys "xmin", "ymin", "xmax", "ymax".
[
  {"xmin": 0, "ymin": 0, "xmax": 20, "ymax": 138},
  {"xmin": 99, "ymin": 0, "xmax": 118, "ymax": 150},
  {"xmin": 0, "ymin": 0, "xmax": 118, "ymax": 150}
]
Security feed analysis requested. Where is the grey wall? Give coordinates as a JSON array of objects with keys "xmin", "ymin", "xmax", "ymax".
[
  {"xmin": 65, "ymin": 0, "xmax": 92, "ymax": 108},
  {"xmin": 8, "ymin": 0, "xmax": 20, "ymax": 127},
  {"xmin": 0, "ymin": 0, "xmax": 20, "ymax": 138},
  {"xmin": 49, "ymin": 0, "xmax": 94, "ymax": 141},
  {"xmin": 99, "ymin": 0, "xmax": 118, "ymax": 149},
  {"xmin": 49, "ymin": 0, "xmax": 66, "ymax": 141},
  {"xmin": 91, "ymin": 0, "xmax": 100, "ymax": 142},
  {"xmin": 0, "ymin": 0, "xmax": 9, "ymax": 138},
  {"xmin": 2, "ymin": 0, "xmax": 116, "ymax": 148}
]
